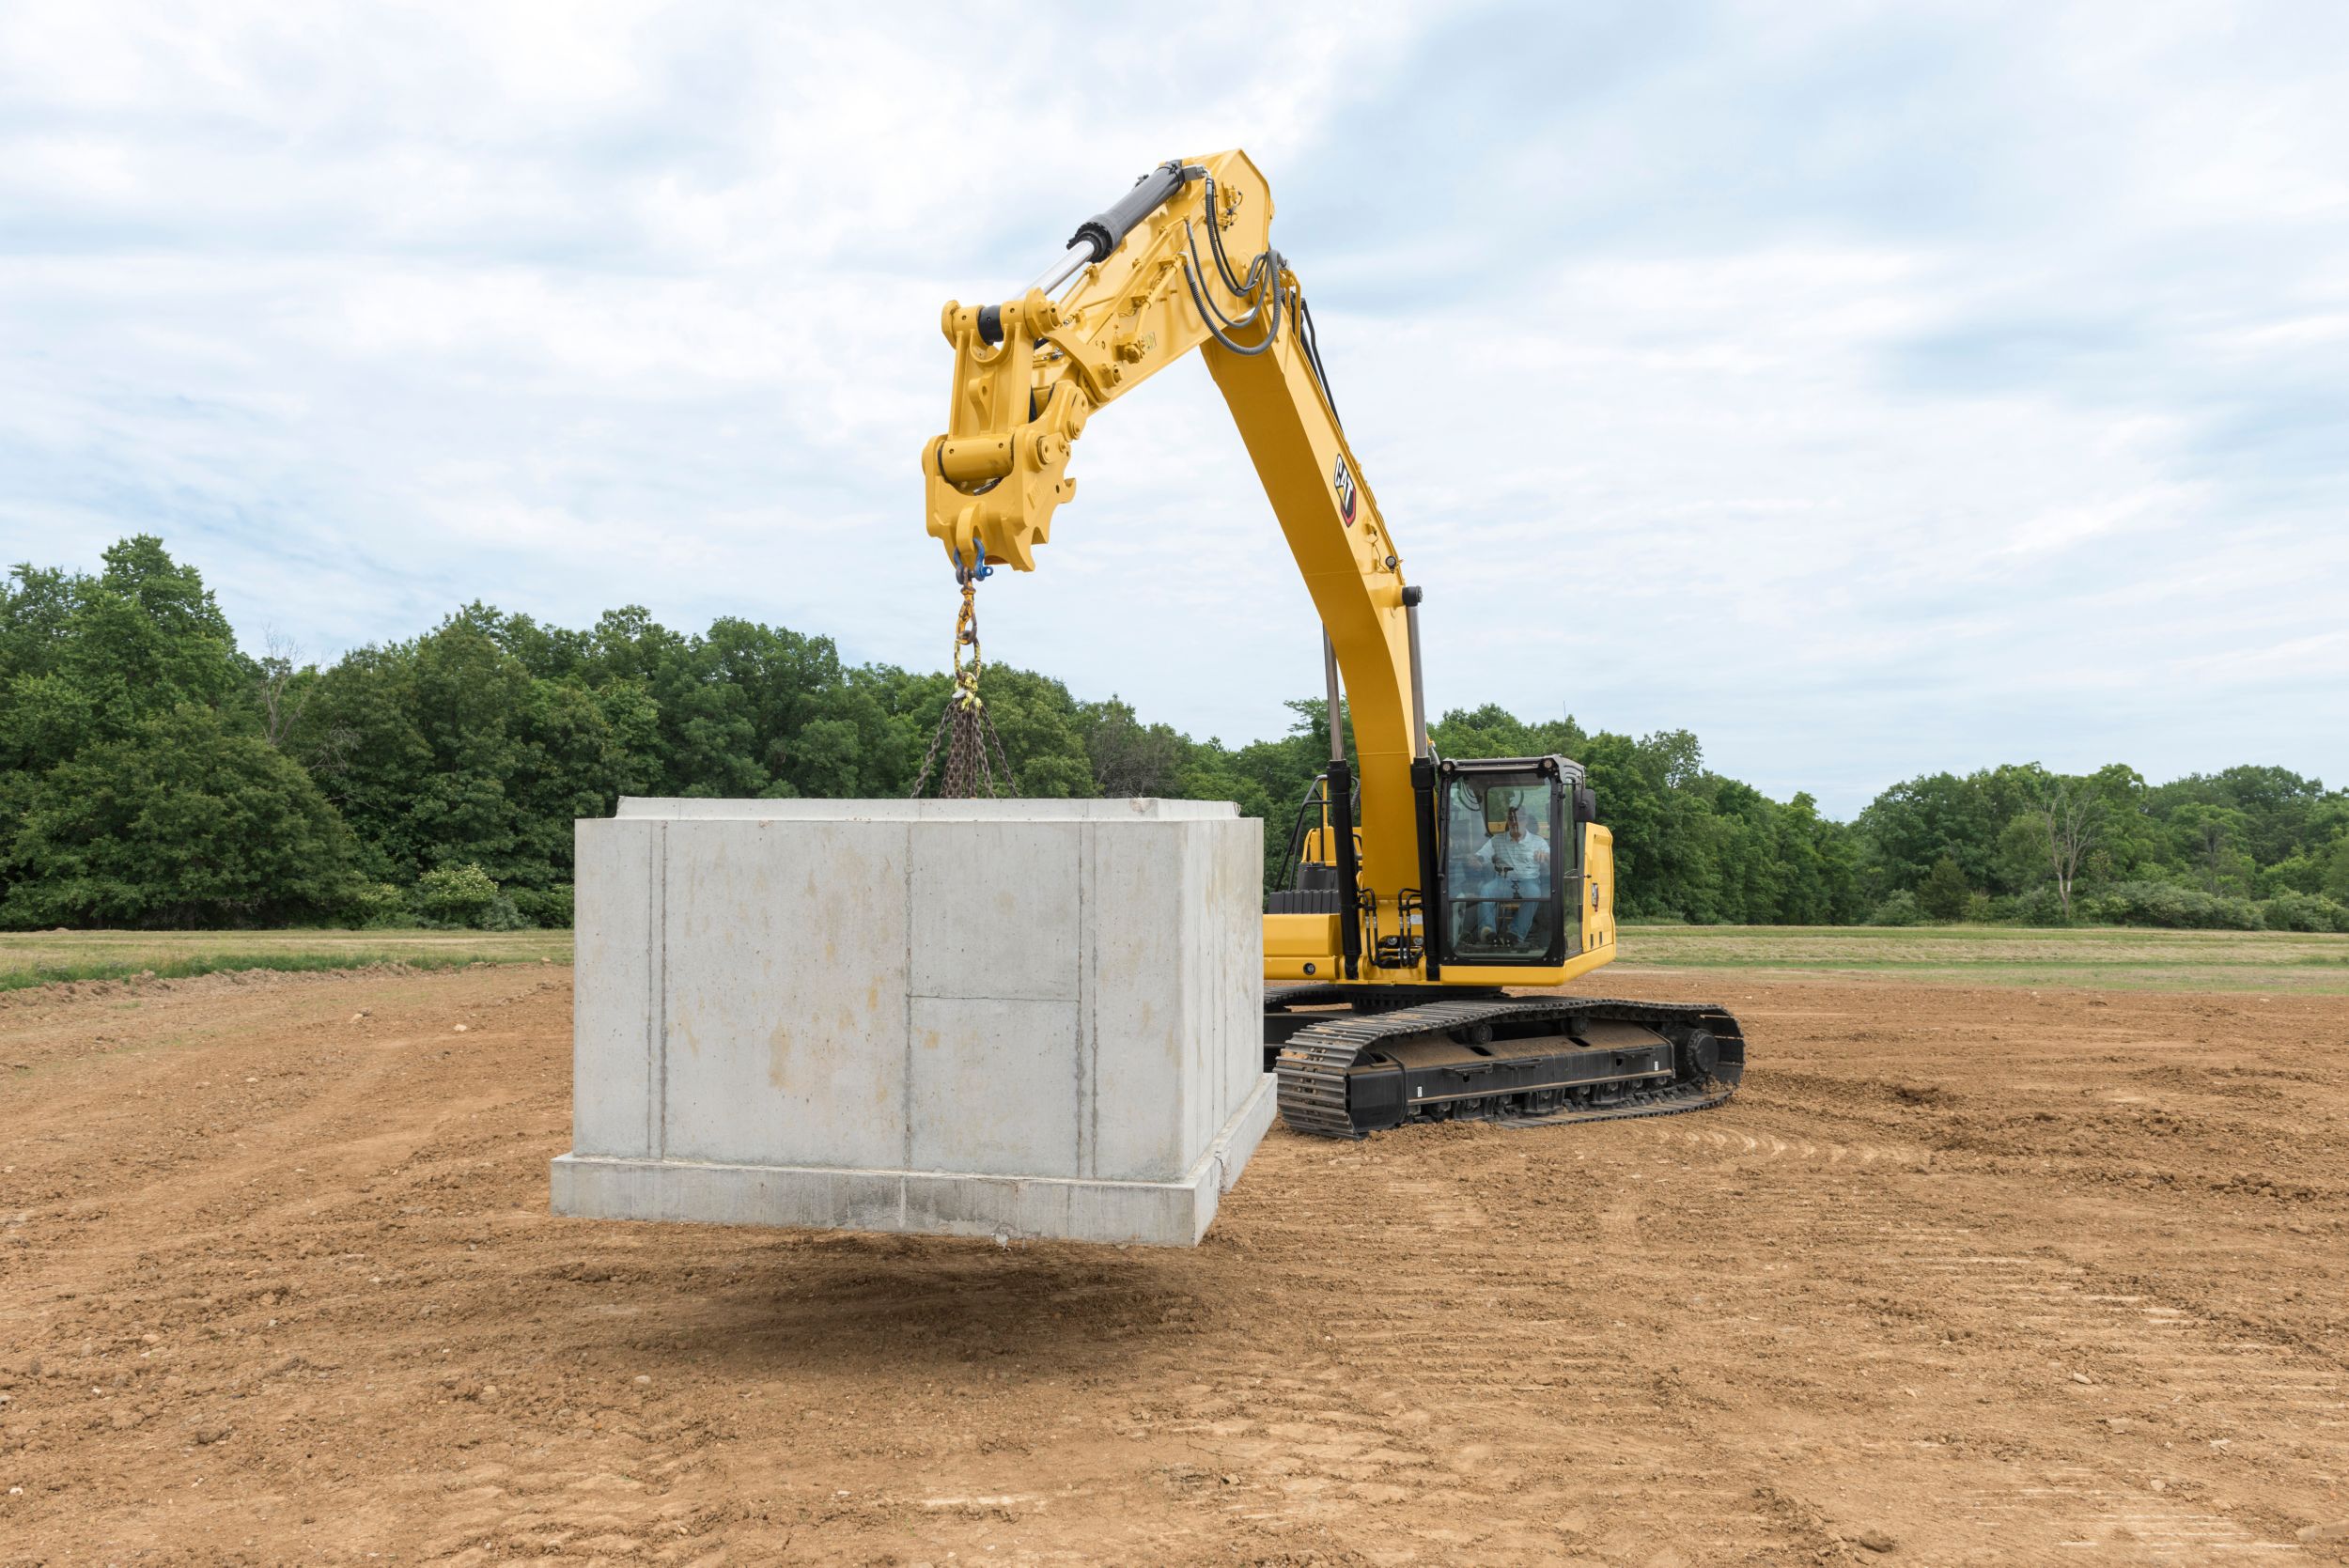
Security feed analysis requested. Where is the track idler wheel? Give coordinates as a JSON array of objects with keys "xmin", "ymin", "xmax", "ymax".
[
  {"xmin": 1682, "ymin": 1028, "xmax": 1718, "ymax": 1078},
  {"xmin": 1670, "ymin": 1026, "xmax": 1743, "ymax": 1089}
]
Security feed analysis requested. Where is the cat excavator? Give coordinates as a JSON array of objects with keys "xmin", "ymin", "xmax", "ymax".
[{"xmin": 922, "ymin": 149, "xmax": 1744, "ymax": 1139}]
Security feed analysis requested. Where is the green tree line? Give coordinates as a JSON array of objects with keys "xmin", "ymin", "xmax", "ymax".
[{"xmin": 4, "ymin": 537, "xmax": 2345, "ymax": 933}]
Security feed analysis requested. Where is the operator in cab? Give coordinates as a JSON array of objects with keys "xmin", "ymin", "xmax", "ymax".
[{"xmin": 1471, "ymin": 801, "xmax": 1550, "ymax": 946}]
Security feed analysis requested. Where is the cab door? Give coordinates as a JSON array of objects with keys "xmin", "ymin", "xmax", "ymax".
[{"xmin": 1432, "ymin": 758, "xmax": 1579, "ymax": 968}]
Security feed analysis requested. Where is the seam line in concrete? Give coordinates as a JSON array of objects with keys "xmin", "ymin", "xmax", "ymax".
[
  {"xmin": 903, "ymin": 991, "xmax": 1084, "ymax": 1004},
  {"xmin": 640, "ymin": 822, "xmax": 655, "ymax": 1158},
  {"xmin": 1080, "ymin": 820, "xmax": 1095, "ymax": 1180},
  {"xmin": 900, "ymin": 821, "xmax": 914, "ymax": 1215},
  {"xmin": 654, "ymin": 822, "xmax": 668, "ymax": 1160}
]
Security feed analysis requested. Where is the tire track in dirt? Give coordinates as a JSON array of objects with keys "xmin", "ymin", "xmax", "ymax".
[
  {"xmin": 1197, "ymin": 1137, "xmax": 1850, "ymax": 1564},
  {"xmin": 5, "ymin": 968, "xmax": 2348, "ymax": 1565},
  {"xmin": 1763, "ymin": 1178, "xmax": 2327, "ymax": 1560}
]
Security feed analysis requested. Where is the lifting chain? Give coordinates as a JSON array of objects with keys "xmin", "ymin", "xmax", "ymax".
[{"xmin": 909, "ymin": 559, "xmax": 1016, "ymax": 800}]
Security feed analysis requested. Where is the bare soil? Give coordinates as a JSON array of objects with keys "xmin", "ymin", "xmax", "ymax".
[{"xmin": 3, "ymin": 963, "xmax": 2346, "ymax": 1565}]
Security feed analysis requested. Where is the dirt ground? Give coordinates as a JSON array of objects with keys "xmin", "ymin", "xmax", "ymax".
[{"xmin": 3, "ymin": 964, "xmax": 2346, "ymax": 1566}]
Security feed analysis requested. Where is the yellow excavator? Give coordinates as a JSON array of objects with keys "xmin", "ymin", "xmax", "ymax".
[{"xmin": 923, "ymin": 149, "xmax": 1744, "ymax": 1139}]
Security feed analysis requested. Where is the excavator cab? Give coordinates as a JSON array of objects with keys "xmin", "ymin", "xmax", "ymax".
[
  {"xmin": 1275, "ymin": 754, "xmax": 1587, "ymax": 968},
  {"xmin": 1438, "ymin": 761, "xmax": 1572, "ymax": 965},
  {"xmin": 1431, "ymin": 756, "xmax": 1607, "ymax": 967}
]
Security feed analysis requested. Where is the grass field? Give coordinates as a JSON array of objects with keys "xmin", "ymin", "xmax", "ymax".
[
  {"xmin": 5, "ymin": 923, "xmax": 2345, "ymax": 994},
  {"xmin": 1611, "ymin": 922, "xmax": 2349, "ymax": 991},
  {"xmin": 0, "ymin": 927, "xmax": 571, "ymax": 991}
]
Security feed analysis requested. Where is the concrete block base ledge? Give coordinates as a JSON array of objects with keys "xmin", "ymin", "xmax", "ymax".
[{"xmin": 552, "ymin": 798, "xmax": 1271, "ymax": 1247}]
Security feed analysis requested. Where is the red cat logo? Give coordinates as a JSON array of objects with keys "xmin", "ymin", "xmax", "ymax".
[{"xmin": 1333, "ymin": 454, "xmax": 1358, "ymax": 526}]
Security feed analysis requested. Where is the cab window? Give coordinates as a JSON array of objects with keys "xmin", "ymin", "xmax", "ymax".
[{"xmin": 1443, "ymin": 777, "xmax": 1559, "ymax": 960}]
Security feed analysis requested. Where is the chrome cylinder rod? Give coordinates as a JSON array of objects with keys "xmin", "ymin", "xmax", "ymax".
[
  {"xmin": 1323, "ymin": 631, "xmax": 1345, "ymax": 762},
  {"xmin": 1404, "ymin": 589, "xmax": 1430, "ymax": 759},
  {"xmin": 1026, "ymin": 244, "xmax": 1091, "ymax": 299}
]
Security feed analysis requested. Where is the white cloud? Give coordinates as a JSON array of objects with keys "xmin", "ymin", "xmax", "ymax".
[{"xmin": 1, "ymin": 0, "xmax": 2343, "ymax": 814}]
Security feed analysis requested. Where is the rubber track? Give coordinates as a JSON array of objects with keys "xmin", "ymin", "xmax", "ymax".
[{"xmin": 1274, "ymin": 995, "xmax": 1744, "ymax": 1141}]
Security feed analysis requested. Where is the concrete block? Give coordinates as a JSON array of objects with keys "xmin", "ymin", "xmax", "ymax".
[
  {"xmin": 909, "ymin": 818, "xmax": 1081, "ymax": 1001},
  {"xmin": 569, "ymin": 818, "xmax": 657, "ymax": 1159},
  {"xmin": 552, "ymin": 797, "xmax": 1268, "ymax": 1247},
  {"xmin": 906, "ymin": 993, "xmax": 1080, "ymax": 1176}
]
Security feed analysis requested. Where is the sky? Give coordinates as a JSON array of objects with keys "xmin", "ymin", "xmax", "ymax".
[{"xmin": 3, "ymin": 0, "xmax": 2345, "ymax": 817}]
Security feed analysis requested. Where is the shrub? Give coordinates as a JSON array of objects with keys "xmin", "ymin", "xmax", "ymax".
[
  {"xmin": 509, "ymin": 884, "xmax": 573, "ymax": 928},
  {"xmin": 1869, "ymin": 891, "xmax": 1924, "ymax": 927},
  {"xmin": 412, "ymin": 862, "xmax": 500, "ymax": 926},
  {"xmin": 1917, "ymin": 855, "xmax": 1972, "ymax": 922},
  {"xmin": 2260, "ymin": 890, "xmax": 2349, "ymax": 934},
  {"xmin": 340, "ymin": 880, "xmax": 409, "ymax": 928},
  {"xmin": 2013, "ymin": 885, "xmax": 2072, "ymax": 926},
  {"xmin": 475, "ymin": 893, "xmax": 530, "ymax": 932},
  {"xmin": 2077, "ymin": 879, "xmax": 2261, "ymax": 931}
]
